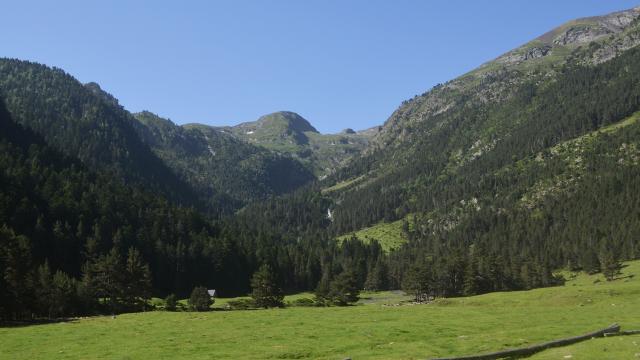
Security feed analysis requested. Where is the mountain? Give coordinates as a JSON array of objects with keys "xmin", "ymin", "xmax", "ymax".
[
  {"xmin": 149, "ymin": 4, "xmax": 640, "ymax": 291},
  {"xmin": 238, "ymin": 6, "xmax": 640, "ymax": 295},
  {"xmin": 371, "ymin": 6, "xmax": 640, "ymax": 152},
  {"xmin": 0, "ymin": 59, "xmax": 204, "ymax": 209},
  {"xmin": 219, "ymin": 111, "xmax": 376, "ymax": 176},
  {"xmin": 133, "ymin": 111, "xmax": 315, "ymax": 207},
  {"xmin": 0, "ymin": 59, "xmax": 322, "ymax": 212}
]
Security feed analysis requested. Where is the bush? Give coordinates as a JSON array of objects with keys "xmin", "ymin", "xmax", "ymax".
[
  {"xmin": 165, "ymin": 294, "xmax": 177, "ymax": 311},
  {"xmin": 188, "ymin": 286, "xmax": 212, "ymax": 311},
  {"xmin": 288, "ymin": 298, "xmax": 315, "ymax": 307},
  {"xmin": 226, "ymin": 299, "xmax": 256, "ymax": 310}
]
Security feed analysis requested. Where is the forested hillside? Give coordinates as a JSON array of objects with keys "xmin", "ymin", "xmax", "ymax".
[
  {"xmin": 241, "ymin": 7, "xmax": 640, "ymax": 296},
  {"xmin": 0, "ymin": 59, "xmax": 205, "ymax": 209},
  {"xmin": 134, "ymin": 111, "xmax": 314, "ymax": 207},
  {"xmin": 0, "ymin": 100, "xmax": 246, "ymax": 317},
  {"xmin": 0, "ymin": 100, "xmax": 383, "ymax": 319}
]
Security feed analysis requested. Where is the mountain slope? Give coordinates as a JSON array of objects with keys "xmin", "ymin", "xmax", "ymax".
[
  {"xmin": 370, "ymin": 6, "xmax": 640, "ymax": 154},
  {"xmin": 327, "ymin": 6, "xmax": 640, "ymax": 235},
  {"xmin": 133, "ymin": 111, "xmax": 315, "ymax": 206},
  {"xmin": 236, "ymin": 7, "xmax": 640, "ymax": 294},
  {"xmin": 0, "ymin": 59, "xmax": 203, "ymax": 209}
]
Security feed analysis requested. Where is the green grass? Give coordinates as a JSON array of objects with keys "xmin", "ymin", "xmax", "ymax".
[
  {"xmin": 321, "ymin": 175, "xmax": 365, "ymax": 194},
  {"xmin": 336, "ymin": 217, "xmax": 412, "ymax": 252},
  {"xmin": 2, "ymin": 262, "xmax": 640, "ymax": 359}
]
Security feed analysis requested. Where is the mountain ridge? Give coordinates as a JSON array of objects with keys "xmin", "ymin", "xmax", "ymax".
[
  {"xmin": 361, "ymin": 6, "xmax": 640, "ymax": 161},
  {"xmin": 133, "ymin": 110, "xmax": 315, "ymax": 208},
  {"xmin": 313, "ymin": 6, "xmax": 640, "ymax": 268},
  {"xmin": 181, "ymin": 110, "xmax": 377, "ymax": 176}
]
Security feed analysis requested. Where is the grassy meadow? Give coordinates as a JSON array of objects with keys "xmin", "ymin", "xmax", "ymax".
[
  {"xmin": 336, "ymin": 217, "xmax": 412, "ymax": 252},
  {"xmin": 2, "ymin": 262, "xmax": 640, "ymax": 359}
]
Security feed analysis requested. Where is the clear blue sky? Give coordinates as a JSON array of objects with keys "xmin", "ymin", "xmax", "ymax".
[{"xmin": 2, "ymin": 1, "xmax": 639, "ymax": 133}]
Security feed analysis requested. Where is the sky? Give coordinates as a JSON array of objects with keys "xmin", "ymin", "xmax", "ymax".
[{"xmin": 2, "ymin": 1, "xmax": 639, "ymax": 133}]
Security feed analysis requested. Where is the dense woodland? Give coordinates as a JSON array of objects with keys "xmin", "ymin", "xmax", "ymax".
[
  {"xmin": 0, "ymin": 99, "xmax": 383, "ymax": 318},
  {"xmin": 1, "ymin": 21, "xmax": 640, "ymax": 320}
]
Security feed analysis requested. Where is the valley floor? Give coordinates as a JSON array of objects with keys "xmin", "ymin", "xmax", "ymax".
[{"xmin": 2, "ymin": 262, "xmax": 640, "ymax": 359}]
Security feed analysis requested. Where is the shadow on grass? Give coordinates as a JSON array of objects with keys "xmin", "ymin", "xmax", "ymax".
[{"xmin": 0, "ymin": 318, "xmax": 77, "ymax": 328}]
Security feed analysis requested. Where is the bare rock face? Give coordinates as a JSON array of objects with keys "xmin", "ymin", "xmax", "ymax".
[
  {"xmin": 524, "ymin": 46, "xmax": 552, "ymax": 59},
  {"xmin": 588, "ymin": 33, "xmax": 640, "ymax": 64},
  {"xmin": 552, "ymin": 7, "xmax": 640, "ymax": 46},
  {"xmin": 597, "ymin": 7, "xmax": 640, "ymax": 31},
  {"xmin": 552, "ymin": 25, "xmax": 613, "ymax": 46},
  {"xmin": 501, "ymin": 46, "xmax": 553, "ymax": 64}
]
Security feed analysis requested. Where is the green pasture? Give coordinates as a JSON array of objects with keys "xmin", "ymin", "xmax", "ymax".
[{"xmin": 2, "ymin": 262, "xmax": 639, "ymax": 359}]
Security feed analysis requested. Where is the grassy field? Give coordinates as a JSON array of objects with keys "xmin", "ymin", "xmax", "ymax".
[{"xmin": 2, "ymin": 262, "xmax": 640, "ymax": 359}]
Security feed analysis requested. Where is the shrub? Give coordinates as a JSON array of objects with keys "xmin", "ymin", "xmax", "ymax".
[
  {"xmin": 188, "ymin": 286, "xmax": 212, "ymax": 311},
  {"xmin": 226, "ymin": 299, "xmax": 256, "ymax": 310},
  {"xmin": 288, "ymin": 298, "xmax": 315, "ymax": 307},
  {"xmin": 165, "ymin": 294, "xmax": 177, "ymax": 311}
]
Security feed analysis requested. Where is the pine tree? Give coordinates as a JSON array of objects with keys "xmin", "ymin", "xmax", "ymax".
[
  {"xmin": 364, "ymin": 259, "xmax": 389, "ymax": 291},
  {"xmin": 463, "ymin": 259, "xmax": 482, "ymax": 296},
  {"xmin": 313, "ymin": 268, "xmax": 332, "ymax": 305},
  {"xmin": 251, "ymin": 264, "xmax": 284, "ymax": 308},
  {"xmin": 124, "ymin": 247, "xmax": 152, "ymax": 311},
  {"xmin": 35, "ymin": 261, "xmax": 53, "ymax": 318},
  {"xmin": 328, "ymin": 270, "xmax": 360, "ymax": 306},
  {"xmin": 402, "ymin": 264, "xmax": 431, "ymax": 302},
  {"xmin": 0, "ymin": 226, "xmax": 33, "ymax": 319},
  {"xmin": 89, "ymin": 247, "xmax": 125, "ymax": 314},
  {"xmin": 49, "ymin": 270, "xmax": 77, "ymax": 317},
  {"xmin": 598, "ymin": 246, "xmax": 622, "ymax": 281}
]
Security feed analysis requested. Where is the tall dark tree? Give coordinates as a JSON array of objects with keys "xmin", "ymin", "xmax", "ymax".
[
  {"xmin": 124, "ymin": 247, "xmax": 152, "ymax": 311},
  {"xmin": 251, "ymin": 264, "xmax": 284, "ymax": 308},
  {"xmin": 364, "ymin": 259, "xmax": 389, "ymax": 291},
  {"xmin": 328, "ymin": 270, "xmax": 360, "ymax": 306},
  {"xmin": 35, "ymin": 261, "xmax": 54, "ymax": 318},
  {"xmin": 402, "ymin": 264, "xmax": 431, "ymax": 302},
  {"xmin": 599, "ymin": 245, "xmax": 622, "ymax": 281},
  {"xmin": 0, "ymin": 225, "xmax": 33, "ymax": 319},
  {"xmin": 48, "ymin": 271, "xmax": 78, "ymax": 318}
]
